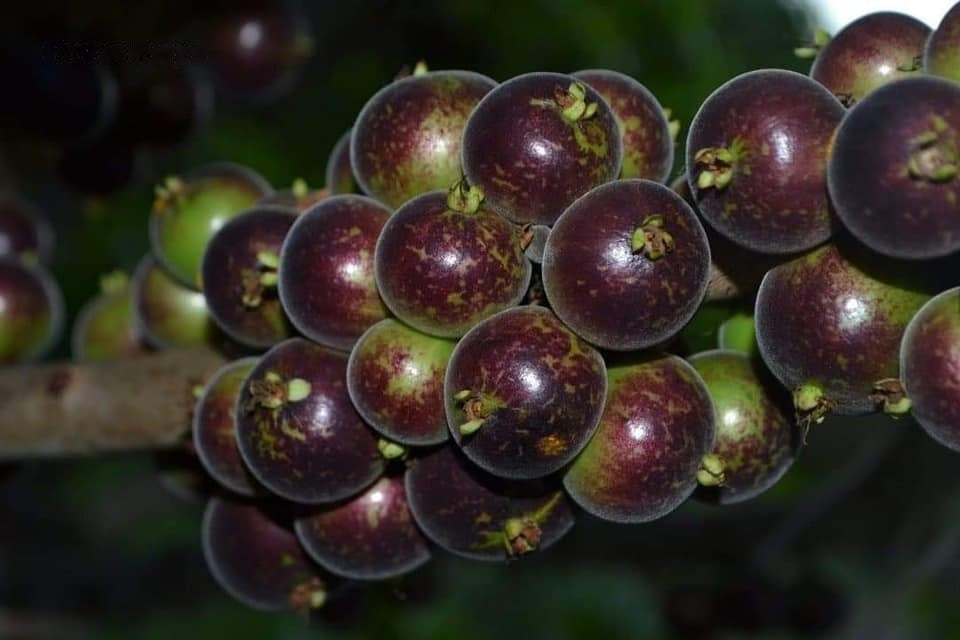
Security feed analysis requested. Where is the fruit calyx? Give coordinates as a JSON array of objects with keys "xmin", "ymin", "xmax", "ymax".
[
  {"xmin": 152, "ymin": 176, "xmax": 187, "ymax": 213},
  {"xmin": 240, "ymin": 251, "xmax": 280, "ymax": 308},
  {"xmin": 793, "ymin": 27, "xmax": 831, "ymax": 59},
  {"xmin": 907, "ymin": 118, "xmax": 958, "ymax": 183},
  {"xmin": 99, "ymin": 270, "xmax": 130, "ymax": 295},
  {"xmin": 288, "ymin": 577, "xmax": 327, "ymax": 615},
  {"xmin": 696, "ymin": 453, "xmax": 726, "ymax": 487},
  {"xmin": 631, "ymin": 215, "xmax": 675, "ymax": 260},
  {"xmin": 530, "ymin": 81, "xmax": 599, "ymax": 125},
  {"xmin": 452, "ymin": 389, "xmax": 502, "ymax": 435},
  {"xmin": 664, "ymin": 107, "xmax": 681, "ymax": 141},
  {"xmin": 871, "ymin": 378, "xmax": 912, "ymax": 418},
  {"xmin": 793, "ymin": 382, "xmax": 834, "ymax": 436},
  {"xmin": 377, "ymin": 438, "xmax": 408, "ymax": 460},
  {"xmin": 246, "ymin": 371, "xmax": 312, "ymax": 411},
  {"xmin": 693, "ymin": 138, "xmax": 746, "ymax": 190},
  {"xmin": 446, "ymin": 178, "xmax": 485, "ymax": 214}
]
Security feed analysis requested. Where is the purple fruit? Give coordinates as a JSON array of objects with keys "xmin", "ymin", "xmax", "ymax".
[
  {"xmin": 326, "ymin": 129, "xmax": 358, "ymax": 195},
  {"xmin": 295, "ymin": 474, "xmax": 431, "ymax": 581},
  {"xmin": 347, "ymin": 319, "xmax": 455, "ymax": 446},
  {"xmin": 193, "ymin": 357, "xmax": 262, "ymax": 497},
  {"xmin": 0, "ymin": 258, "xmax": 64, "ymax": 364},
  {"xmin": 351, "ymin": 69, "xmax": 496, "ymax": 209},
  {"xmin": 542, "ymin": 179, "xmax": 710, "ymax": 351},
  {"xmin": 900, "ymin": 287, "xmax": 960, "ymax": 451},
  {"xmin": 445, "ymin": 305, "xmax": 606, "ymax": 480},
  {"xmin": 71, "ymin": 271, "xmax": 149, "ymax": 361},
  {"xmin": 373, "ymin": 184, "xmax": 531, "ymax": 338},
  {"xmin": 405, "ymin": 445, "xmax": 575, "ymax": 561},
  {"xmin": 0, "ymin": 192, "xmax": 54, "ymax": 264},
  {"xmin": 235, "ymin": 337, "xmax": 385, "ymax": 504},
  {"xmin": 201, "ymin": 205, "xmax": 297, "ymax": 350},
  {"xmin": 461, "ymin": 71, "xmax": 622, "ymax": 226},
  {"xmin": 925, "ymin": 2, "xmax": 960, "ymax": 82},
  {"xmin": 571, "ymin": 69, "xmax": 674, "ymax": 183},
  {"xmin": 562, "ymin": 353, "xmax": 715, "ymax": 523},
  {"xmin": 686, "ymin": 69, "xmax": 845, "ymax": 254},
  {"xmin": 688, "ymin": 350, "xmax": 799, "ymax": 504},
  {"xmin": 278, "ymin": 195, "xmax": 391, "ymax": 352},
  {"xmin": 827, "ymin": 75, "xmax": 960, "ymax": 259}
]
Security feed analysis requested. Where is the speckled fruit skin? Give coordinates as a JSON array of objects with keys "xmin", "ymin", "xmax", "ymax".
[
  {"xmin": 445, "ymin": 305, "xmax": 607, "ymax": 480},
  {"xmin": 810, "ymin": 12, "xmax": 930, "ymax": 107},
  {"xmin": 405, "ymin": 445, "xmax": 575, "ymax": 562},
  {"xmin": 755, "ymin": 242, "xmax": 933, "ymax": 418},
  {"xmin": 562, "ymin": 353, "xmax": 715, "ymax": 523},
  {"xmin": 925, "ymin": 3, "xmax": 960, "ymax": 82},
  {"xmin": 235, "ymin": 337, "xmax": 385, "ymax": 504},
  {"xmin": 0, "ymin": 258, "xmax": 64, "ymax": 364},
  {"xmin": 326, "ymin": 129, "xmax": 359, "ymax": 195},
  {"xmin": 278, "ymin": 195, "xmax": 391, "ymax": 351},
  {"xmin": 542, "ymin": 179, "xmax": 710, "ymax": 351},
  {"xmin": 71, "ymin": 280, "xmax": 148, "ymax": 361},
  {"xmin": 827, "ymin": 76, "xmax": 960, "ymax": 260},
  {"xmin": 347, "ymin": 319, "xmax": 455, "ymax": 446},
  {"xmin": 294, "ymin": 474, "xmax": 431, "ymax": 581},
  {"xmin": 572, "ymin": 69, "xmax": 673, "ymax": 183},
  {"xmin": 201, "ymin": 205, "xmax": 297, "ymax": 350},
  {"xmin": 149, "ymin": 162, "xmax": 273, "ymax": 289},
  {"xmin": 0, "ymin": 192, "xmax": 54, "ymax": 263},
  {"xmin": 461, "ymin": 72, "xmax": 622, "ymax": 226},
  {"xmin": 193, "ymin": 357, "xmax": 262, "ymax": 497},
  {"xmin": 202, "ymin": 496, "xmax": 329, "ymax": 613},
  {"xmin": 901, "ymin": 287, "xmax": 960, "ymax": 451},
  {"xmin": 374, "ymin": 190, "xmax": 531, "ymax": 338},
  {"xmin": 685, "ymin": 69, "xmax": 844, "ymax": 254},
  {"xmin": 688, "ymin": 350, "xmax": 799, "ymax": 505},
  {"xmin": 351, "ymin": 70, "xmax": 497, "ymax": 209}
]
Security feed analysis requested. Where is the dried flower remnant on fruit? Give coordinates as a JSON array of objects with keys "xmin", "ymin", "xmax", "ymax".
[
  {"xmin": 906, "ymin": 117, "xmax": 958, "ymax": 183},
  {"xmin": 377, "ymin": 438, "xmax": 407, "ymax": 460},
  {"xmin": 247, "ymin": 371, "xmax": 312, "ymax": 411},
  {"xmin": 696, "ymin": 453, "xmax": 726, "ymax": 487},
  {"xmin": 631, "ymin": 215, "xmax": 675, "ymax": 260},
  {"xmin": 793, "ymin": 382, "xmax": 836, "ymax": 440},
  {"xmin": 474, "ymin": 490, "xmax": 563, "ymax": 558},
  {"xmin": 240, "ymin": 251, "xmax": 280, "ymax": 308},
  {"xmin": 794, "ymin": 27, "xmax": 832, "ymax": 59},
  {"xmin": 152, "ymin": 176, "xmax": 187, "ymax": 213},
  {"xmin": 870, "ymin": 378, "xmax": 912, "ymax": 417},
  {"xmin": 288, "ymin": 577, "xmax": 327, "ymax": 615},
  {"xmin": 530, "ymin": 81, "xmax": 599, "ymax": 124},
  {"xmin": 694, "ymin": 143, "xmax": 742, "ymax": 190}
]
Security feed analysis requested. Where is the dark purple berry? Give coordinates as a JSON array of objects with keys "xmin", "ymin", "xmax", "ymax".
[
  {"xmin": 71, "ymin": 271, "xmax": 149, "ymax": 361},
  {"xmin": 0, "ymin": 258, "xmax": 64, "ymax": 364}
]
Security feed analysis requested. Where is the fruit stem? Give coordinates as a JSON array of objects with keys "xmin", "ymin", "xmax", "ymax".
[
  {"xmin": 503, "ymin": 490, "xmax": 563, "ymax": 557},
  {"xmin": 696, "ymin": 453, "xmax": 726, "ymax": 487},
  {"xmin": 631, "ymin": 215, "xmax": 675, "ymax": 260}
]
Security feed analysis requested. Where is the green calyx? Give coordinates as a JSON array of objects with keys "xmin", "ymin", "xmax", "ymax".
[
  {"xmin": 793, "ymin": 382, "xmax": 831, "ymax": 435},
  {"xmin": 241, "ymin": 251, "xmax": 281, "ymax": 308},
  {"xmin": 453, "ymin": 389, "xmax": 503, "ymax": 436},
  {"xmin": 631, "ymin": 215, "xmax": 675, "ymax": 260},
  {"xmin": 378, "ymin": 438, "xmax": 408, "ymax": 460},
  {"xmin": 152, "ymin": 176, "xmax": 187, "ymax": 213},
  {"xmin": 697, "ymin": 453, "xmax": 726, "ymax": 487},
  {"xmin": 693, "ymin": 143, "xmax": 740, "ymax": 190},
  {"xmin": 872, "ymin": 378, "xmax": 912, "ymax": 418},
  {"xmin": 907, "ymin": 119, "xmax": 958, "ymax": 183},
  {"xmin": 793, "ymin": 27, "xmax": 831, "ymax": 59},
  {"xmin": 247, "ymin": 371, "xmax": 312, "ymax": 411},
  {"xmin": 530, "ymin": 81, "xmax": 599, "ymax": 125},
  {"xmin": 446, "ymin": 178, "xmax": 485, "ymax": 214},
  {"xmin": 291, "ymin": 178, "xmax": 309, "ymax": 198}
]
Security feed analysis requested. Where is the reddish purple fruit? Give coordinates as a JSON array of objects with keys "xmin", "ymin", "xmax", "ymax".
[
  {"xmin": 278, "ymin": 195, "xmax": 391, "ymax": 351},
  {"xmin": 295, "ymin": 474, "xmax": 431, "ymax": 581},
  {"xmin": 686, "ymin": 69, "xmax": 845, "ymax": 254},
  {"xmin": 445, "ymin": 305, "xmax": 607, "ymax": 480},
  {"xmin": 900, "ymin": 287, "xmax": 960, "ymax": 451},
  {"xmin": 0, "ymin": 258, "xmax": 64, "ymax": 364},
  {"xmin": 542, "ymin": 179, "xmax": 710, "ymax": 351},
  {"xmin": 235, "ymin": 337, "xmax": 385, "ymax": 504},
  {"xmin": 351, "ymin": 69, "xmax": 497, "ymax": 209},
  {"xmin": 326, "ymin": 129, "xmax": 358, "ymax": 195},
  {"xmin": 405, "ymin": 445, "xmax": 575, "ymax": 561},
  {"xmin": 0, "ymin": 192, "xmax": 54, "ymax": 264},
  {"xmin": 827, "ymin": 76, "xmax": 960, "ymax": 259},
  {"xmin": 71, "ymin": 271, "xmax": 149, "ymax": 361},
  {"xmin": 562, "ymin": 353, "xmax": 715, "ymax": 523},
  {"xmin": 461, "ymin": 71, "xmax": 622, "ymax": 226},
  {"xmin": 373, "ymin": 184, "xmax": 531, "ymax": 338},
  {"xmin": 925, "ymin": 2, "xmax": 960, "ymax": 82}
]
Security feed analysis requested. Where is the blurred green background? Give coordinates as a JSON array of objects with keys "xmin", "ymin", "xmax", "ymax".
[{"xmin": 2, "ymin": 1, "xmax": 960, "ymax": 638}]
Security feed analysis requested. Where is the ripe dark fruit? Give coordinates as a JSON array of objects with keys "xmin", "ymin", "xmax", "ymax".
[
  {"xmin": 373, "ymin": 183, "xmax": 531, "ymax": 338},
  {"xmin": 444, "ymin": 305, "xmax": 607, "ymax": 480},
  {"xmin": 259, "ymin": 179, "xmax": 329, "ymax": 212},
  {"xmin": 562, "ymin": 353, "xmax": 715, "ymax": 523},
  {"xmin": 542, "ymin": 179, "xmax": 710, "ymax": 351},
  {"xmin": 0, "ymin": 192, "xmax": 54, "ymax": 264},
  {"xmin": 351, "ymin": 69, "xmax": 496, "ymax": 209},
  {"xmin": 295, "ymin": 474, "xmax": 431, "ymax": 581},
  {"xmin": 193, "ymin": 357, "xmax": 262, "ymax": 497},
  {"xmin": 405, "ymin": 445, "xmax": 575, "ymax": 561},
  {"xmin": 688, "ymin": 350, "xmax": 799, "ymax": 505},
  {"xmin": 150, "ymin": 162, "xmax": 273, "ymax": 289},
  {"xmin": 278, "ymin": 195, "xmax": 391, "ymax": 351},
  {"xmin": 808, "ymin": 12, "xmax": 930, "ymax": 106},
  {"xmin": 201, "ymin": 205, "xmax": 297, "ymax": 349},
  {"xmin": 755, "ymin": 242, "xmax": 932, "ymax": 426},
  {"xmin": 827, "ymin": 76, "xmax": 960, "ymax": 259},
  {"xmin": 572, "ymin": 69, "xmax": 673, "ymax": 183},
  {"xmin": 347, "ymin": 319, "xmax": 455, "ymax": 446},
  {"xmin": 925, "ymin": 3, "xmax": 960, "ymax": 82},
  {"xmin": 900, "ymin": 287, "xmax": 960, "ymax": 451},
  {"xmin": 235, "ymin": 337, "xmax": 385, "ymax": 504},
  {"xmin": 71, "ymin": 271, "xmax": 149, "ymax": 361},
  {"xmin": 202, "ymin": 496, "xmax": 329, "ymax": 613},
  {"xmin": 685, "ymin": 69, "xmax": 845, "ymax": 254},
  {"xmin": 326, "ymin": 129, "xmax": 359, "ymax": 195},
  {"xmin": 0, "ymin": 258, "xmax": 64, "ymax": 364},
  {"xmin": 461, "ymin": 72, "xmax": 622, "ymax": 226}
]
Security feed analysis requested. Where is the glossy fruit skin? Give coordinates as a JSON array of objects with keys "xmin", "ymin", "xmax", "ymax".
[
  {"xmin": 201, "ymin": 205, "xmax": 296, "ymax": 350},
  {"xmin": 278, "ymin": 195, "xmax": 391, "ymax": 352},
  {"xmin": 347, "ymin": 319, "xmax": 455, "ymax": 446},
  {"xmin": 461, "ymin": 71, "xmax": 622, "ymax": 226},
  {"xmin": 0, "ymin": 258, "xmax": 64, "ymax": 364},
  {"xmin": 572, "ymin": 69, "xmax": 673, "ymax": 183},
  {"xmin": 405, "ymin": 445, "xmax": 575, "ymax": 562},
  {"xmin": 445, "ymin": 305, "xmax": 607, "ymax": 480},
  {"xmin": 0, "ymin": 192, "xmax": 54, "ymax": 264},
  {"xmin": 685, "ymin": 69, "xmax": 844, "ymax": 254},
  {"xmin": 925, "ymin": 3, "xmax": 960, "ymax": 82},
  {"xmin": 755, "ymin": 242, "xmax": 932, "ymax": 416},
  {"xmin": 326, "ymin": 129, "xmax": 358, "ymax": 195},
  {"xmin": 193, "ymin": 357, "xmax": 262, "ymax": 497},
  {"xmin": 810, "ymin": 11, "xmax": 930, "ymax": 106},
  {"xmin": 235, "ymin": 337, "xmax": 384, "ymax": 504},
  {"xmin": 374, "ymin": 190, "xmax": 531, "ymax": 338},
  {"xmin": 542, "ymin": 179, "xmax": 710, "ymax": 351},
  {"xmin": 827, "ymin": 76, "xmax": 960, "ymax": 260},
  {"xmin": 71, "ymin": 280, "xmax": 149, "ymax": 361},
  {"xmin": 688, "ymin": 350, "xmax": 799, "ymax": 504},
  {"xmin": 562, "ymin": 353, "xmax": 715, "ymax": 523},
  {"xmin": 351, "ymin": 70, "xmax": 497, "ymax": 209},
  {"xmin": 900, "ymin": 287, "xmax": 960, "ymax": 451},
  {"xmin": 294, "ymin": 474, "xmax": 431, "ymax": 581}
]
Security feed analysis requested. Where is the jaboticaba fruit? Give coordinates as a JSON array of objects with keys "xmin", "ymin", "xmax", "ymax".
[
  {"xmin": 0, "ymin": 257, "xmax": 64, "ymax": 364},
  {"xmin": 0, "ymin": 192, "xmax": 54, "ymax": 264},
  {"xmin": 326, "ymin": 129, "xmax": 359, "ymax": 195},
  {"xmin": 925, "ymin": 2, "xmax": 960, "ymax": 82},
  {"xmin": 71, "ymin": 271, "xmax": 148, "ymax": 362}
]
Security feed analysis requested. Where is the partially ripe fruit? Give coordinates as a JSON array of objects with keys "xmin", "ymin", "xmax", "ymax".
[
  {"xmin": 0, "ymin": 258, "xmax": 64, "ymax": 364},
  {"xmin": 925, "ymin": 2, "xmax": 960, "ymax": 82},
  {"xmin": 71, "ymin": 271, "xmax": 148, "ymax": 361}
]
